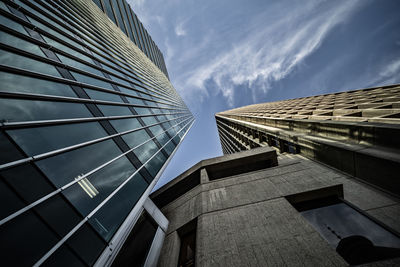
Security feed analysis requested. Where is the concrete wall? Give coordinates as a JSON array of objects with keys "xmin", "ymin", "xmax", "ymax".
[{"xmin": 155, "ymin": 150, "xmax": 400, "ymax": 266}]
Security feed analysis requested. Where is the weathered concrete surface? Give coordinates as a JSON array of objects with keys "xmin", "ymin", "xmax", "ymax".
[{"xmin": 153, "ymin": 148, "xmax": 400, "ymax": 267}]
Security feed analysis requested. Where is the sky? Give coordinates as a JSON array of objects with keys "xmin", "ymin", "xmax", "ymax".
[{"xmin": 127, "ymin": 0, "xmax": 400, "ymax": 190}]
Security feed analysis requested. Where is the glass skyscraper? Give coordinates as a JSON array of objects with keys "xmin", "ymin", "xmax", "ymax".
[{"xmin": 0, "ymin": 0, "xmax": 193, "ymax": 266}]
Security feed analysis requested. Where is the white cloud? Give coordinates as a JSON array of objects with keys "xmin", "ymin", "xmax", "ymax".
[
  {"xmin": 379, "ymin": 58, "xmax": 400, "ymax": 78},
  {"xmin": 176, "ymin": 0, "xmax": 364, "ymax": 107},
  {"xmin": 175, "ymin": 21, "xmax": 186, "ymax": 37}
]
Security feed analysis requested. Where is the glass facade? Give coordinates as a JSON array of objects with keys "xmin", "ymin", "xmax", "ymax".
[
  {"xmin": 92, "ymin": 0, "xmax": 169, "ymax": 78},
  {"xmin": 0, "ymin": 0, "xmax": 193, "ymax": 266}
]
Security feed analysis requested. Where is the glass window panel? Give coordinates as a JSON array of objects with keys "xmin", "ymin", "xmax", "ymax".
[
  {"xmin": 100, "ymin": 61, "xmax": 121, "ymax": 76},
  {"xmin": 144, "ymin": 150, "xmax": 166, "ymax": 177},
  {"xmin": 36, "ymin": 139, "xmax": 121, "ymax": 188},
  {"xmin": 111, "ymin": 212, "xmax": 158, "ymax": 266},
  {"xmin": 92, "ymin": 0, "xmax": 103, "ymax": 10},
  {"xmin": 164, "ymin": 141, "xmax": 176, "ymax": 156},
  {"xmin": 0, "ymin": 131, "xmax": 24, "ymax": 165},
  {"xmin": 103, "ymin": 0, "xmax": 117, "ymax": 24},
  {"xmin": 85, "ymin": 88, "xmax": 123, "ymax": 102},
  {"xmin": 122, "ymin": 129, "xmax": 150, "ymax": 149},
  {"xmin": 58, "ymin": 54, "xmax": 103, "ymax": 77},
  {"xmin": 156, "ymin": 132, "xmax": 170, "ymax": 147},
  {"xmin": 110, "ymin": 118, "xmax": 141, "ymax": 132},
  {"xmin": 0, "ymin": 14, "xmax": 27, "ymax": 34},
  {"xmin": 97, "ymin": 104, "xmax": 132, "ymax": 116},
  {"xmin": 0, "ymin": 49, "xmax": 60, "ymax": 77},
  {"xmin": 0, "ymin": 210, "xmax": 59, "ymax": 266},
  {"xmin": 119, "ymin": 87, "xmax": 140, "ymax": 97},
  {"xmin": 0, "ymin": 99, "xmax": 92, "ymax": 122},
  {"xmin": 27, "ymin": 17, "xmax": 78, "ymax": 47},
  {"xmin": 1, "ymin": 163, "xmax": 55, "ymax": 204},
  {"xmin": 67, "ymin": 223, "xmax": 106, "ymax": 266},
  {"xmin": 301, "ymin": 203, "xmax": 400, "ymax": 248},
  {"xmin": 43, "ymin": 36, "xmax": 92, "ymax": 63},
  {"xmin": 89, "ymin": 172, "xmax": 148, "ymax": 241},
  {"xmin": 7, "ymin": 121, "xmax": 107, "ymax": 156},
  {"xmin": 141, "ymin": 116, "xmax": 158, "ymax": 127},
  {"xmin": 42, "ymin": 245, "xmax": 86, "ymax": 267},
  {"xmin": 34, "ymin": 194, "xmax": 82, "ymax": 237},
  {"xmin": 0, "ymin": 72, "xmax": 76, "ymax": 97},
  {"xmin": 135, "ymin": 107, "xmax": 151, "ymax": 115},
  {"xmin": 111, "ymin": 0, "xmax": 127, "ymax": 35},
  {"xmin": 63, "ymin": 156, "xmax": 135, "ymax": 216},
  {"xmin": 71, "ymin": 71, "xmax": 114, "ymax": 90},
  {"xmin": 118, "ymin": 0, "xmax": 134, "ymax": 39},
  {"xmin": 134, "ymin": 140, "xmax": 158, "ymax": 165},
  {"xmin": 126, "ymin": 96, "xmax": 144, "ymax": 105},
  {"xmin": 0, "ymin": 2, "xmax": 7, "ymax": 9},
  {"xmin": 0, "ymin": 178, "xmax": 25, "ymax": 220},
  {"xmin": 110, "ymin": 74, "xmax": 132, "ymax": 88},
  {"xmin": 149, "ymin": 125, "xmax": 164, "ymax": 137}
]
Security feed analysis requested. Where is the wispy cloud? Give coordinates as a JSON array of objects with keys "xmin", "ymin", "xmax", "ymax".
[
  {"xmin": 175, "ymin": 1, "xmax": 364, "ymax": 107},
  {"xmin": 175, "ymin": 21, "xmax": 186, "ymax": 37}
]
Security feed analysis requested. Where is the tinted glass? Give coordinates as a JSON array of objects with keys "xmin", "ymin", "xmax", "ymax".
[
  {"xmin": 134, "ymin": 140, "xmax": 158, "ymax": 164},
  {"xmin": 0, "ymin": 99, "xmax": 92, "ymax": 122},
  {"xmin": 58, "ymin": 54, "xmax": 103, "ymax": 77},
  {"xmin": 0, "ymin": 210, "xmax": 59, "ymax": 266},
  {"xmin": 63, "ymin": 155, "xmax": 135, "ymax": 216},
  {"xmin": 1, "ymin": 163, "xmax": 55, "ymax": 204},
  {"xmin": 301, "ymin": 203, "xmax": 400, "ymax": 248},
  {"xmin": 34, "ymin": 194, "xmax": 82, "ymax": 237},
  {"xmin": 71, "ymin": 71, "xmax": 114, "ymax": 90},
  {"xmin": 122, "ymin": 129, "xmax": 150, "ymax": 149},
  {"xmin": 144, "ymin": 150, "xmax": 166, "ymax": 177},
  {"xmin": 36, "ymin": 139, "xmax": 121, "ymax": 188},
  {"xmin": 0, "ymin": 32, "xmax": 44, "ymax": 56},
  {"xmin": 89, "ymin": 172, "xmax": 148, "ymax": 241},
  {"xmin": 0, "ymin": 14, "xmax": 27, "ymax": 33},
  {"xmin": 0, "ymin": 131, "xmax": 24, "ymax": 164},
  {"xmin": 110, "ymin": 118, "xmax": 141, "ymax": 132},
  {"xmin": 85, "ymin": 88, "xmax": 123, "ymax": 102},
  {"xmin": 7, "ymin": 122, "xmax": 107, "ymax": 156},
  {"xmin": 67, "ymin": 223, "xmax": 106, "ymax": 266},
  {"xmin": 42, "ymin": 245, "xmax": 86, "ymax": 267},
  {"xmin": 0, "ymin": 178, "xmax": 25, "ymax": 220},
  {"xmin": 0, "ymin": 72, "xmax": 76, "ymax": 97},
  {"xmin": 0, "ymin": 49, "xmax": 60, "ymax": 77},
  {"xmin": 98, "ymin": 104, "xmax": 132, "ymax": 116}
]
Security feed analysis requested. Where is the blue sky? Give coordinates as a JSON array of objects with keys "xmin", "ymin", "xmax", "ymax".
[{"xmin": 127, "ymin": 0, "xmax": 400, "ymax": 190}]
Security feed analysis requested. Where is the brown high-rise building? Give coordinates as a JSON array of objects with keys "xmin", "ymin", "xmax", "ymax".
[{"xmin": 216, "ymin": 84, "xmax": 400, "ymax": 196}]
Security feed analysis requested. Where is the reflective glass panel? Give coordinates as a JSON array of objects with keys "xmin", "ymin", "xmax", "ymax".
[
  {"xmin": 0, "ymin": 49, "xmax": 60, "ymax": 77},
  {"xmin": 63, "ymin": 155, "xmax": 135, "ymax": 216},
  {"xmin": 122, "ymin": 129, "xmax": 150, "ymax": 149},
  {"xmin": 85, "ymin": 88, "xmax": 123, "ymax": 102},
  {"xmin": 98, "ymin": 104, "xmax": 132, "ymax": 116},
  {"xmin": 110, "ymin": 118, "xmax": 141, "ymax": 132},
  {"xmin": 0, "ymin": 99, "xmax": 92, "ymax": 122},
  {"xmin": 36, "ymin": 139, "xmax": 121, "ymax": 188},
  {"xmin": 0, "ymin": 72, "xmax": 76, "ymax": 97},
  {"xmin": 89, "ymin": 172, "xmax": 147, "ymax": 241},
  {"xmin": 7, "ymin": 121, "xmax": 107, "ymax": 156}
]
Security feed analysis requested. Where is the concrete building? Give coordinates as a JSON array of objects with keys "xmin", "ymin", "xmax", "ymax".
[
  {"xmin": 0, "ymin": 0, "xmax": 193, "ymax": 266},
  {"xmin": 215, "ymin": 85, "xmax": 400, "ymax": 197},
  {"xmin": 151, "ymin": 147, "xmax": 400, "ymax": 266}
]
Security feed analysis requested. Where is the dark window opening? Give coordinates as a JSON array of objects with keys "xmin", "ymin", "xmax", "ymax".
[
  {"xmin": 112, "ymin": 211, "xmax": 158, "ymax": 267},
  {"xmin": 178, "ymin": 218, "xmax": 197, "ymax": 267},
  {"xmin": 288, "ymin": 193, "xmax": 400, "ymax": 265}
]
